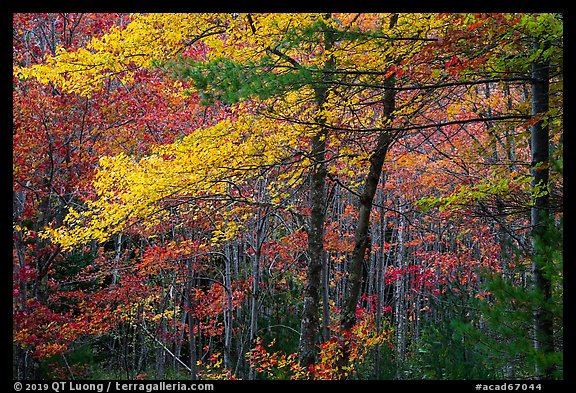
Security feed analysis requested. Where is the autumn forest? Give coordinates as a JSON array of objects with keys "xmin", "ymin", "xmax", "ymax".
[{"xmin": 12, "ymin": 13, "xmax": 563, "ymax": 381}]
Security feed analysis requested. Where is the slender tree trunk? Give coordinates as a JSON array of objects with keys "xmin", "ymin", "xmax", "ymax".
[
  {"xmin": 154, "ymin": 283, "xmax": 167, "ymax": 380},
  {"xmin": 530, "ymin": 38, "xmax": 554, "ymax": 380},
  {"xmin": 185, "ymin": 260, "xmax": 198, "ymax": 380},
  {"xmin": 394, "ymin": 199, "xmax": 407, "ymax": 375},
  {"xmin": 232, "ymin": 242, "xmax": 246, "ymax": 374},
  {"xmin": 223, "ymin": 246, "xmax": 234, "ymax": 371},
  {"xmin": 322, "ymin": 251, "xmax": 331, "ymax": 342},
  {"xmin": 13, "ymin": 187, "xmax": 38, "ymax": 379},
  {"xmin": 374, "ymin": 185, "xmax": 387, "ymax": 379},
  {"xmin": 174, "ymin": 309, "xmax": 187, "ymax": 374},
  {"xmin": 248, "ymin": 205, "xmax": 267, "ymax": 379}
]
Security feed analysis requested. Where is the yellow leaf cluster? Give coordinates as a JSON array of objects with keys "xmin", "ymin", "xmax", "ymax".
[
  {"xmin": 15, "ymin": 13, "xmax": 225, "ymax": 95},
  {"xmin": 44, "ymin": 111, "xmax": 307, "ymax": 248}
]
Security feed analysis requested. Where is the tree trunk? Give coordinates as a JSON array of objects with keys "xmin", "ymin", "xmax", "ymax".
[
  {"xmin": 247, "ymin": 235, "xmax": 261, "ymax": 379},
  {"xmin": 247, "ymin": 201, "xmax": 269, "ymax": 379},
  {"xmin": 393, "ymin": 198, "xmax": 407, "ymax": 375},
  {"xmin": 298, "ymin": 14, "xmax": 334, "ymax": 371},
  {"xmin": 298, "ymin": 129, "xmax": 327, "ymax": 370},
  {"xmin": 335, "ymin": 14, "xmax": 398, "ymax": 379},
  {"xmin": 185, "ymin": 260, "xmax": 198, "ymax": 380},
  {"xmin": 335, "ymin": 70, "xmax": 395, "ymax": 378},
  {"xmin": 339, "ymin": 130, "xmax": 391, "ymax": 327},
  {"xmin": 374, "ymin": 184, "xmax": 387, "ymax": 379},
  {"xmin": 223, "ymin": 245, "xmax": 234, "ymax": 371},
  {"xmin": 530, "ymin": 38, "xmax": 554, "ymax": 380},
  {"xmin": 322, "ymin": 251, "xmax": 331, "ymax": 342}
]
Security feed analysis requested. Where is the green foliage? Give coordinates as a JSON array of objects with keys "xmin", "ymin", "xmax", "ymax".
[
  {"xmin": 53, "ymin": 251, "xmax": 96, "ymax": 284},
  {"xmin": 415, "ymin": 172, "xmax": 526, "ymax": 212},
  {"xmin": 457, "ymin": 217, "xmax": 563, "ymax": 379},
  {"xmin": 403, "ymin": 317, "xmax": 493, "ymax": 379},
  {"xmin": 401, "ymin": 286, "xmax": 492, "ymax": 380},
  {"xmin": 519, "ymin": 13, "xmax": 563, "ymax": 51},
  {"xmin": 369, "ymin": 344, "xmax": 398, "ymax": 380},
  {"xmin": 401, "ymin": 213, "xmax": 562, "ymax": 380},
  {"xmin": 257, "ymin": 283, "xmax": 302, "ymax": 356},
  {"xmin": 258, "ymin": 316, "xmax": 301, "ymax": 357},
  {"xmin": 170, "ymin": 56, "xmax": 314, "ymax": 105},
  {"xmin": 39, "ymin": 344, "xmax": 98, "ymax": 379},
  {"xmin": 352, "ymin": 341, "xmax": 396, "ymax": 380},
  {"xmin": 485, "ymin": 13, "xmax": 562, "ymax": 77},
  {"xmin": 531, "ymin": 180, "xmax": 549, "ymax": 200}
]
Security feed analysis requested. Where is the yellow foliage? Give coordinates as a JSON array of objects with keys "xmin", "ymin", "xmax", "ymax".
[
  {"xmin": 44, "ymin": 111, "xmax": 308, "ymax": 248},
  {"xmin": 24, "ymin": 13, "xmax": 447, "ymax": 249},
  {"xmin": 15, "ymin": 13, "xmax": 228, "ymax": 95}
]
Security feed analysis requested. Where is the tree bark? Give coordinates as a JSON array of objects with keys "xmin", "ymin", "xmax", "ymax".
[
  {"xmin": 394, "ymin": 200, "xmax": 407, "ymax": 373},
  {"xmin": 298, "ymin": 129, "xmax": 328, "ymax": 370},
  {"xmin": 373, "ymin": 181, "xmax": 387, "ymax": 379},
  {"xmin": 223, "ymin": 245, "xmax": 234, "ymax": 371},
  {"xmin": 336, "ymin": 72, "xmax": 395, "ymax": 378},
  {"xmin": 298, "ymin": 14, "xmax": 334, "ymax": 372},
  {"xmin": 530, "ymin": 38, "xmax": 555, "ymax": 380},
  {"xmin": 322, "ymin": 251, "xmax": 331, "ymax": 342},
  {"xmin": 247, "ymin": 208, "xmax": 265, "ymax": 379},
  {"xmin": 185, "ymin": 260, "xmax": 198, "ymax": 380}
]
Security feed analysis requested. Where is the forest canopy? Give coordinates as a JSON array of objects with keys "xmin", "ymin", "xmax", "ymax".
[{"xmin": 13, "ymin": 13, "xmax": 562, "ymax": 381}]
